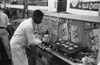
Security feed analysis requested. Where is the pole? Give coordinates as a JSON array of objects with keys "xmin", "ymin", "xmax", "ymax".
[
  {"xmin": 3, "ymin": 0, "xmax": 6, "ymax": 8},
  {"xmin": 24, "ymin": 0, "xmax": 28, "ymax": 18},
  {"xmin": 98, "ymin": 4, "xmax": 100, "ymax": 16}
]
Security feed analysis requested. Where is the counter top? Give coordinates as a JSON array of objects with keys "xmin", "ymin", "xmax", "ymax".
[{"xmin": 38, "ymin": 44, "xmax": 81, "ymax": 65}]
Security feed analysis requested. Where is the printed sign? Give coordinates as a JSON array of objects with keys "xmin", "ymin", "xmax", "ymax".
[
  {"xmin": 70, "ymin": 0, "xmax": 100, "ymax": 11},
  {"xmin": 85, "ymin": 29, "xmax": 100, "ymax": 52},
  {"xmin": 67, "ymin": 0, "xmax": 99, "ymax": 16},
  {"xmin": 58, "ymin": 18, "xmax": 69, "ymax": 41}
]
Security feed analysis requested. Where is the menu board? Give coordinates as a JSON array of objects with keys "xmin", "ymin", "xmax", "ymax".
[
  {"xmin": 70, "ymin": 0, "xmax": 100, "ymax": 11},
  {"xmin": 67, "ymin": 0, "xmax": 99, "ymax": 16}
]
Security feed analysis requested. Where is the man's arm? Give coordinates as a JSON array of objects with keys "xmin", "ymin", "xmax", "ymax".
[
  {"xmin": 25, "ymin": 26, "xmax": 42, "ymax": 46},
  {"xmin": 5, "ymin": 15, "xmax": 14, "ymax": 37},
  {"xmin": 5, "ymin": 14, "xmax": 11, "ymax": 26}
]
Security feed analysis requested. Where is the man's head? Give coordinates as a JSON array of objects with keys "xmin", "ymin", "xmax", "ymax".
[{"xmin": 32, "ymin": 9, "xmax": 44, "ymax": 24}]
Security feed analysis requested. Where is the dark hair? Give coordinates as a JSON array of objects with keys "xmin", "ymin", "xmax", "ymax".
[{"xmin": 32, "ymin": 9, "xmax": 44, "ymax": 24}]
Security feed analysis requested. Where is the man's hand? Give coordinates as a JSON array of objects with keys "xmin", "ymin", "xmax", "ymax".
[{"xmin": 34, "ymin": 38, "xmax": 42, "ymax": 45}]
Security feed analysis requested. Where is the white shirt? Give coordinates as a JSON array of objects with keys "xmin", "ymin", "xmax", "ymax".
[
  {"xmin": 98, "ymin": 62, "xmax": 100, "ymax": 65},
  {"xmin": 0, "ymin": 10, "xmax": 10, "ymax": 28},
  {"xmin": 10, "ymin": 18, "xmax": 40, "ymax": 48}
]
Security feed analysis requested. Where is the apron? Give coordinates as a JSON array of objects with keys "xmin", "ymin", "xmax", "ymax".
[{"xmin": 11, "ymin": 41, "xmax": 28, "ymax": 65}]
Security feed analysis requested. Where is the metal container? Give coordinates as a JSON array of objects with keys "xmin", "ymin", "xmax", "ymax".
[{"xmin": 42, "ymin": 34, "xmax": 50, "ymax": 43}]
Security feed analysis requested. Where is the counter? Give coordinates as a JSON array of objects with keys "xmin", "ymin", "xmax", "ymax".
[{"xmin": 38, "ymin": 44, "xmax": 81, "ymax": 65}]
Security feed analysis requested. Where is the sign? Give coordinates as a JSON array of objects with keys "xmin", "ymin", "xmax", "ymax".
[
  {"xmin": 58, "ymin": 18, "xmax": 69, "ymax": 41},
  {"xmin": 85, "ymin": 29, "xmax": 100, "ymax": 52},
  {"xmin": 70, "ymin": 0, "xmax": 100, "ymax": 11},
  {"xmin": 67, "ymin": 0, "xmax": 99, "ymax": 16}
]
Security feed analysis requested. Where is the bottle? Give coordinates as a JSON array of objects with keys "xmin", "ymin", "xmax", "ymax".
[{"xmin": 43, "ymin": 30, "xmax": 50, "ymax": 43}]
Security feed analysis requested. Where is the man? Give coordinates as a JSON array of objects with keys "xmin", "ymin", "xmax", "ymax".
[
  {"xmin": 97, "ymin": 47, "xmax": 100, "ymax": 65},
  {"xmin": 0, "ymin": 5, "xmax": 11, "ymax": 60},
  {"xmin": 10, "ymin": 9, "xmax": 44, "ymax": 65}
]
